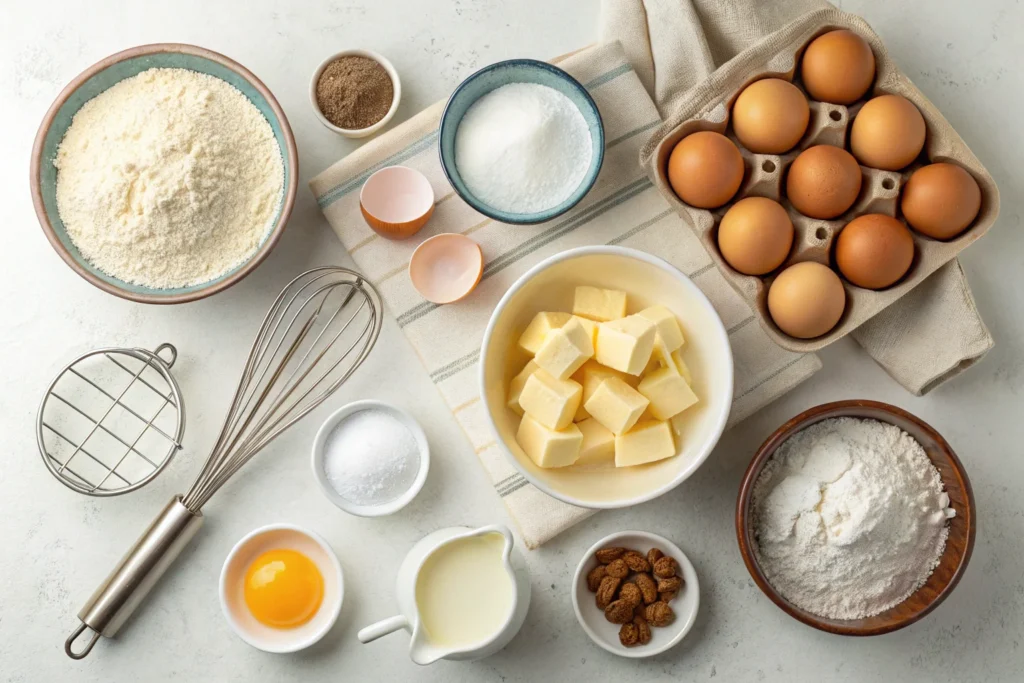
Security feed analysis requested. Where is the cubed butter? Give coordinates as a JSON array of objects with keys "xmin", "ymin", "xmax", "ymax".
[
  {"xmin": 572, "ymin": 315, "xmax": 599, "ymax": 349},
  {"xmin": 516, "ymin": 415, "xmax": 582, "ymax": 468},
  {"xmin": 584, "ymin": 376, "xmax": 649, "ymax": 435},
  {"xmin": 534, "ymin": 318, "xmax": 594, "ymax": 380},
  {"xmin": 518, "ymin": 370, "xmax": 582, "ymax": 430},
  {"xmin": 573, "ymin": 286, "xmax": 627, "ymax": 322},
  {"xmin": 518, "ymin": 312, "xmax": 572, "ymax": 355},
  {"xmin": 669, "ymin": 349, "xmax": 693, "ymax": 385},
  {"xmin": 615, "ymin": 420, "xmax": 676, "ymax": 467},
  {"xmin": 637, "ymin": 305, "xmax": 685, "ymax": 351},
  {"xmin": 575, "ymin": 418, "xmax": 616, "ymax": 465},
  {"xmin": 506, "ymin": 360, "xmax": 540, "ymax": 416},
  {"xmin": 595, "ymin": 315, "xmax": 656, "ymax": 375},
  {"xmin": 638, "ymin": 366, "xmax": 699, "ymax": 420}
]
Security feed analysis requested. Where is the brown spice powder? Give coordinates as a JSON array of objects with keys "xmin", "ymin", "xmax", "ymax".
[{"xmin": 316, "ymin": 56, "xmax": 394, "ymax": 130}]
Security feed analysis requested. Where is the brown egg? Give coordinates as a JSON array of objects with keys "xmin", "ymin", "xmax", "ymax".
[
  {"xmin": 786, "ymin": 145, "xmax": 863, "ymax": 219},
  {"xmin": 768, "ymin": 261, "xmax": 846, "ymax": 339},
  {"xmin": 717, "ymin": 197, "xmax": 794, "ymax": 275},
  {"xmin": 835, "ymin": 214, "xmax": 915, "ymax": 289},
  {"xmin": 901, "ymin": 163, "xmax": 981, "ymax": 240},
  {"xmin": 731, "ymin": 79, "xmax": 810, "ymax": 154},
  {"xmin": 850, "ymin": 95, "xmax": 926, "ymax": 170},
  {"xmin": 800, "ymin": 30, "xmax": 876, "ymax": 105},
  {"xmin": 667, "ymin": 131, "xmax": 745, "ymax": 208}
]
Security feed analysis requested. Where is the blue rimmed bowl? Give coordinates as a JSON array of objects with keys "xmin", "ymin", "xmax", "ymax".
[
  {"xmin": 438, "ymin": 59, "xmax": 604, "ymax": 225},
  {"xmin": 30, "ymin": 43, "xmax": 298, "ymax": 304}
]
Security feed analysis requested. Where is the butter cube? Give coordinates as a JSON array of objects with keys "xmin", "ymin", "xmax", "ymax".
[
  {"xmin": 595, "ymin": 315, "xmax": 656, "ymax": 375},
  {"xmin": 518, "ymin": 312, "xmax": 572, "ymax": 355},
  {"xmin": 637, "ymin": 305, "xmax": 685, "ymax": 352},
  {"xmin": 573, "ymin": 286, "xmax": 627, "ymax": 322},
  {"xmin": 534, "ymin": 318, "xmax": 594, "ymax": 380},
  {"xmin": 516, "ymin": 415, "xmax": 582, "ymax": 468},
  {"xmin": 519, "ymin": 370, "xmax": 582, "ymax": 430},
  {"xmin": 669, "ymin": 349, "xmax": 693, "ymax": 385},
  {"xmin": 644, "ymin": 335, "xmax": 674, "ymax": 375},
  {"xmin": 572, "ymin": 315, "xmax": 599, "ymax": 349},
  {"xmin": 584, "ymin": 376, "xmax": 649, "ymax": 435},
  {"xmin": 575, "ymin": 418, "xmax": 616, "ymax": 466},
  {"xmin": 506, "ymin": 360, "xmax": 540, "ymax": 416},
  {"xmin": 576, "ymin": 360, "xmax": 636, "ymax": 405},
  {"xmin": 638, "ymin": 366, "xmax": 699, "ymax": 420},
  {"xmin": 615, "ymin": 420, "xmax": 676, "ymax": 467}
]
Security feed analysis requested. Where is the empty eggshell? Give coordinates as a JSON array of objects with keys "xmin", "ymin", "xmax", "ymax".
[
  {"xmin": 835, "ymin": 214, "xmax": 915, "ymax": 290},
  {"xmin": 786, "ymin": 145, "xmax": 863, "ymax": 219},
  {"xmin": 901, "ymin": 163, "xmax": 981, "ymax": 240},
  {"xmin": 731, "ymin": 78, "xmax": 810, "ymax": 154},
  {"xmin": 800, "ymin": 30, "xmax": 876, "ymax": 105},
  {"xmin": 717, "ymin": 197, "xmax": 794, "ymax": 275},
  {"xmin": 768, "ymin": 261, "xmax": 846, "ymax": 339},
  {"xmin": 850, "ymin": 94, "xmax": 926, "ymax": 171},
  {"xmin": 667, "ymin": 131, "xmax": 745, "ymax": 209}
]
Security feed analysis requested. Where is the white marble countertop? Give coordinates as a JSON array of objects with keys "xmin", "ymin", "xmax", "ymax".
[{"xmin": 2, "ymin": 1, "xmax": 1022, "ymax": 680}]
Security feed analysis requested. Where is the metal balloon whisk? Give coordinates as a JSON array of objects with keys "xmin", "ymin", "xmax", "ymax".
[{"xmin": 65, "ymin": 267, "xmax": 383, "ymax": 659}]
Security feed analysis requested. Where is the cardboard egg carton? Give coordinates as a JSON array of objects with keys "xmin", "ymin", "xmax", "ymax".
[{"xmin": 640, "ymin": 8, "xmax": 1000, "ymax": 352}]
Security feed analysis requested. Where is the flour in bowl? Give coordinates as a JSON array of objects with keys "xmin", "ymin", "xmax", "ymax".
[
  {"xmin": 752, "ymin": 417, "xmax": 955, "ymax": 620},
  {"xmin": 54, "ymin": 67, "xmax": 284, "ymax": 289}
]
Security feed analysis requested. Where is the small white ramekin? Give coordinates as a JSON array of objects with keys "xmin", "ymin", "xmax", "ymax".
[
  {"xmin": 309, "ymin": 49, "xmax": 401, "ymax": 138},
  {"xmin": 311, "ymin": 400, "xmax": 430, "ymax": 517},
  {"xmin": 219, "ymin": 524, "xmax": 344, "ymax": 653},
  {"xmin": 572, "ymin": 530, "xmax": 700, "ymax": 658}
]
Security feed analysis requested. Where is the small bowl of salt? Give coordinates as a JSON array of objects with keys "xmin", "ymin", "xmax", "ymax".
[
  {"xmin": 438, "ymin": 59, "xmax": 604, "ymax": 225},
  {"xmin": 311, "ymin": 400, "xmax": 429, "ymax": 517}
]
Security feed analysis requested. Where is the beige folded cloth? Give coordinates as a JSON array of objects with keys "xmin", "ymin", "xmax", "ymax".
[
  {"xmin": 310, "ymin": 41, "xmax": 820, "ymax": 548},
  {"xmin": 600, "ymin": 0, "xmax": 993, "ymax": 394}
]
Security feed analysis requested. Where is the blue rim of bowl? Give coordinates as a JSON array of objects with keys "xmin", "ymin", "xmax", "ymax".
[
  {"xmin": 438, "ymin": 58, "xmax": 605, "ymax": 225},
  {"xmin": 29, "ymin": 43, "xmax": 299, "ymax": 304}
]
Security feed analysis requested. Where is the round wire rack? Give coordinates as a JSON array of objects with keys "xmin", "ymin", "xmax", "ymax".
[{"xmin": 36, "ymin": 343, "xmax": 185, "ymax": 496}]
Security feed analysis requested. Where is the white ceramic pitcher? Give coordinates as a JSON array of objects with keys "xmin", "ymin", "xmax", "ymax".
[{"xmin": 357, "ymin": 524, "xmax": 531, "ymax": 665}]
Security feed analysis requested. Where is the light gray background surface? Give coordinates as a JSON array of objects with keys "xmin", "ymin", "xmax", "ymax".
[{"xmin": 1, "ymin": 1, "xmax": 1022, "ymax": 681}]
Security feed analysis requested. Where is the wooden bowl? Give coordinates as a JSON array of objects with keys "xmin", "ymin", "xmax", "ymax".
[
  {"xmin": 736, "ymin": 399, "xmax": 975, "ymax": 636},
  {"xmin": 30, "ymin": 43, "xmax": 298, "ymax": 304}
]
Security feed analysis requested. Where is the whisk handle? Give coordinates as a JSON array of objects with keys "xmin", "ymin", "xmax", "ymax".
[{"xmin": 65, "ymin": 496, "xmax": 203, "ymax": 659}]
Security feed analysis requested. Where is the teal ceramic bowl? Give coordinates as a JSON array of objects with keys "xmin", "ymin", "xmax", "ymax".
[
  {"xmin": 438, "ymin": 59, "xmax": 604, "ymax": 225},
  {"xmin": 30, "ymin": 43, "xmax": 298, "ymax": 304}
]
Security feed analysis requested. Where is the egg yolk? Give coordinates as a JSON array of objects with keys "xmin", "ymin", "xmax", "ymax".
[{"xmin": 243, "ymin": 549, "xmax": 324, "ymax": 629}]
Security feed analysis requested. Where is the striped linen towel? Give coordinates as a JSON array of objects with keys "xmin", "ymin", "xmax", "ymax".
[{"xmin": 309, "ymin": 41, "xmax": 821, "ymax": 549}]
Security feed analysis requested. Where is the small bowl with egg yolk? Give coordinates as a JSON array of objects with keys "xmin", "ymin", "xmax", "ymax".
[
  {"xmin": 219, "ymin": 524, "xmax": 344, "ymax": 653},
  {"xmin": 479, "ymin": 245, "xmax": 734, "ymax": 509}
]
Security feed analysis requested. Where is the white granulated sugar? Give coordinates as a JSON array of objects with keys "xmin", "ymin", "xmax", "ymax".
[
  {"xmin": 454, "ymin": 82, "xmax": 593, "ymax": 214},
  {"xmin": 752, "ymin": 417, "xmax": 954, "ymax": 620},
  {"xmin": 54, "ymin": 67, "xmax": 284, "ymax": 288},
  {"xmin": 322, "ymin": 409, "xmax": 421, "ymax": 507}
]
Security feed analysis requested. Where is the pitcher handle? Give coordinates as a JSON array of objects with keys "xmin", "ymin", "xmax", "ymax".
[{"xmin": 358, "ymin": 615, "xmax": 410, "ymax": 644}]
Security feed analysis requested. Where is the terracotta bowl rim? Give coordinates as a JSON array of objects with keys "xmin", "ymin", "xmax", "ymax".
[
  {"xmin": 735, "ymin": 399, "xmax": 976, "ymax": 636},
  {"xmin": 29, "ymin": 42, "xmax": 299, "ymax": 305}
]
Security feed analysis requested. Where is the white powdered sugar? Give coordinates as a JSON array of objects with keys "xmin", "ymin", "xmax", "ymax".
[
  {"xmin": 752, "ymin": 417, "xmax": 954, "ymax": 620},
  {"xmin": 54, "ymin": 67, "xmax": 284, "ymax": 288},
  {"xmin": 322, "ymin": 409, "xmax": 421, "ymax": 507},
  {"xmin": 454, "ymin": 82, "xmax": 593, "ymax": 214}
]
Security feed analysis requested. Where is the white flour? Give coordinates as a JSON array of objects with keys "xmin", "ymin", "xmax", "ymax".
[
  {"xmin": 454, "ymin": 82, "xmax": 592, "ymax": 214},
  {"xmin": 54, "ymin": 67, "xmax": 284, "ymax": 289},
  {"xmin": 322, "ymin": 409, "xmax": 421, "ymax": 506},
  {"xmin": 752, "ymin": 417, "xmax": 954, "ymax": 620}
]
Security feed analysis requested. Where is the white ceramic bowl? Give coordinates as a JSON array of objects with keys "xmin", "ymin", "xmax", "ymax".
[
  {"xmin": 219, "ymin": 524, "xmax": 344, "ymax": 653},
  {"xmin": 479, "ymin": 246, "xmax": 734, "ymax": 509},
  {"xmin": 572, "ymin": 530, "xmax": 700, "ymax": 658},
  {"xmin": 309, "ymin": 49, "xmax": 401, "ymax": 138},
  {"xmin": 311, "ymin": 400, "xmax": 430, "ymax": 516}
]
